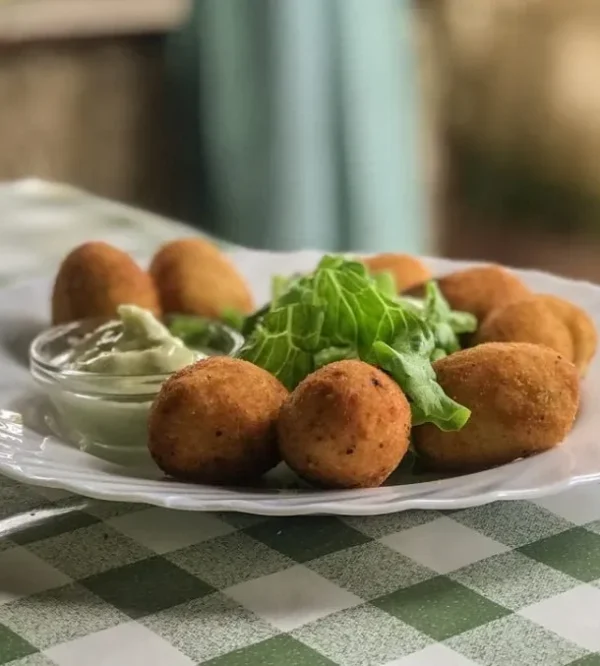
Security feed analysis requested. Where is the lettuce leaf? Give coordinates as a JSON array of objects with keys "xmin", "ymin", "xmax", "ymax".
[
  {"xmin": 372, "ymin": 341, "xmax": 470, "ymax": 429},
  {"xmin": 239, "ymin": 255, "xmax": 471, "ymax": 431},
  {"xmin": 371, "ymin": 270, "xmax": 397, "ymax": 299},
  {"xmin": 220, "ymin": 308, "xmax": 246, "ymax": 332},
  {"xmin": 399, "ymin": 282, "xmax": 476, "ymax": 359}
]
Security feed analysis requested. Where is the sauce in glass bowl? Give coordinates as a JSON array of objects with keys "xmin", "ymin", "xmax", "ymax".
[{"xmin": 29, "ymin": 306, "xmax": 244, "ymax": 455}]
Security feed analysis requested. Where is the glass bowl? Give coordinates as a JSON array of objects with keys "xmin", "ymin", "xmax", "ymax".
[{"xmin": 29, "ymin": 315, "xmax": 244, "ymax": 456}]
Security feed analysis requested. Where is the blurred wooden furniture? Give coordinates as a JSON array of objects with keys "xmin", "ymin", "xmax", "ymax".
[
  {"xmin": 418, "ymin": 0, "xmax": 600, "ymax": 281},
  {"xmin": 0, "ymin": 0, "xmax": 189, "ymax": 216}
]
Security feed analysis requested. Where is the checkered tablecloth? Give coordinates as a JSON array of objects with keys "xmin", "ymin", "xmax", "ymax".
[{"xmin": 0, "ymin": 180, "xmax": 599, "ymax": 666}]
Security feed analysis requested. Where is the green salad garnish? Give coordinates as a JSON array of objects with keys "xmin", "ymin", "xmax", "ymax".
[
  {"xmin": 371, "ymin": 270, "xmax": 398, "ymax": 300},
  {"xmin": 166, "ymin": 315, "xmax": 240, "ymax": 355},
  {"xmin": 399, "ymin": 282, "xmax": 476, "ymax": 359},
  {"xmin": 238, "ymin": 255, "xmax": 476, "ymax": 431}
]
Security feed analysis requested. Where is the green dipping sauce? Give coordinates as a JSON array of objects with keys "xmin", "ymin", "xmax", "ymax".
[
  {"xmin": 45, "ymin": 306, "xmax": 242, "ymax": 457},
  {"xmin": 66, "ymin": 304, "xmax": 198, "ymax": 375}
]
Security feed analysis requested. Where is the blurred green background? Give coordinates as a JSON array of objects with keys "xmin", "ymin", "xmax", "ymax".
[{"xmin": 2, "ymin": 0, "xmax": 600, "ymax": 278}]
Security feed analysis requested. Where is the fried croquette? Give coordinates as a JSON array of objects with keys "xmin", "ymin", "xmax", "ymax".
[
  {"xmin": 420, "ymin": 265, "xmax": 531, "ymax": 322},
  {"xmin": 363, "ymin": 253, "xmax": 432, "ymax": 293},
  {"xmin": 52, "ymin": 242, "xmax": 160, "ymax": 325},
  {"xmin": 536, "ymin": 294, "xmax": 598, "ymax": 376},
  {"xmin": 412, "ymin": 343, "xmax": 580, "ymax": 472},
  {"xmin": 148, "ymin": 357, "xmax": 287, "ymax": 485},
  {"xmin": 150, "ymin": 238, "xmax": 254, "ymax": 319},
  {"xmin": 475, "ymin": 297, "xmax": 574, "ymax": 360},
  {"xmin": 278, "ymin": 360, "xmax": 411, "ymax": 488}
]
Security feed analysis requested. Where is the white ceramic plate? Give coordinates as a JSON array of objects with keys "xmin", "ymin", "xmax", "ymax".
[{"xmin": 0, "ymin": 249, "xmax": 599, "ymax": 516}]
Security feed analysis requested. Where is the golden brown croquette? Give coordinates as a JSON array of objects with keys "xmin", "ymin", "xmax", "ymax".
[
  {"xmin": 148, "ymin": 356, "xmax": 287, "ymax": 485},
  {"xmin": 278, "ymin": 360, "xmax": 411, "ymax": 488},
  {"xmin": 149, "ymin": 238, "xmax": 254, "ymax": 319},
  {"xmin": 412, "ymin": 343, "xmax": 580, "ymax": 472},
  {"xmin": 536, "ymin": 294, "xmax": 598, "ymax": 376},
  {"xmin": 475, "ymin": 297, "xmax": 574, "ymax": 360},
  {"xmin": 52, "ymin": 241, "xmax": 160, "ymax": 325},
  {"xmin": 363, "ymin": 253, "xmax": 432, "ymax": 293},
  {"xmin": 433, "ymin": 265, "xmax": 531, "ymax": 322}
]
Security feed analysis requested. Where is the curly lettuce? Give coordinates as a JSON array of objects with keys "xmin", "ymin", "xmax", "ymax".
[
  {"xmin": 399, "ymin": 282, "xmax": 476, "ymax": 359},
  {"xmin": 238, "ymin": 256, "xmax": 472, "ymax": 431}
]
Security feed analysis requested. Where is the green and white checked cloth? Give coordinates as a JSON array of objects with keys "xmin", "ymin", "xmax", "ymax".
[{"xmin": 0, "ymin": 180, "xmax": 599, "ymax": 666}]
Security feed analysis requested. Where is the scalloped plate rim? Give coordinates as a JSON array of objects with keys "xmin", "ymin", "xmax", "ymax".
[{"xmin": 0, "ymin": 248, "xmax": 598, "ymax": 515}]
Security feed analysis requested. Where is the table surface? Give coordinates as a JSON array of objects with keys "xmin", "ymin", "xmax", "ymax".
[{"xmin": 0, "ymin": 180, "xmax": 599, "ymax": 666}]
